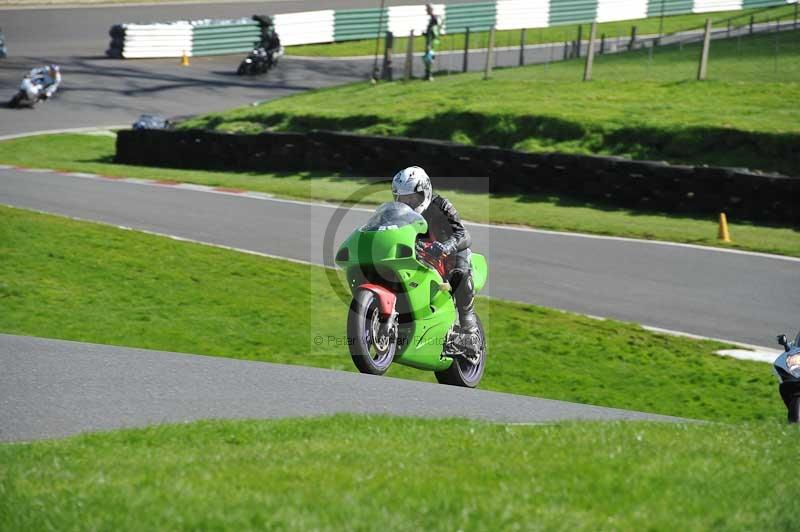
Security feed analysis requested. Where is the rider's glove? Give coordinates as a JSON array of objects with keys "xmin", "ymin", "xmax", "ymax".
[{"xmin": 428, "ymin": 241, "xmax": 449, "ymax": 261}]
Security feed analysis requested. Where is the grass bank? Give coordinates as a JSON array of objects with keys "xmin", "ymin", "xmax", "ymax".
[
  {"xmin": 2, "ymin": 416, "xmax": 798, "ymax": 530},
  {"xmin": 184, "ymin": 30, "xmax": 800, "ymax": 176},
  {"xmin": 287, "ymin": 5, "xmax": 798, "ymax": 57},
  {"xmin": 2, "ymin": 134, "xmax": 798, "ymax": 257},
  {"xmin": 0, "ymin": 205, "xmax": 781, "ymax": 422}
]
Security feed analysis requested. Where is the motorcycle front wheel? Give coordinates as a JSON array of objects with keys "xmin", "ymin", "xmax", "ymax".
[
  {"xmin": 435, "ymin": 316, "xmax": 486, "ymax": 388},
  {"xmin": 7, "ymin": 92, "xmax": 21, "ymax": 108},
  {"xmin": 347, "ymin": 289, "xmax": 397, "ymax": 375}
]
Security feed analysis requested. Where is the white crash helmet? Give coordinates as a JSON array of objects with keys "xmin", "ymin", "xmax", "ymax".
[{"xmin": 392, "ymin": 166, "xmax": 432, "ymax": 213}]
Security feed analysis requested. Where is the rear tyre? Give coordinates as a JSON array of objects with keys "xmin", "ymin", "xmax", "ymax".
[
  {"xmin": 788, "ymin": 397, "xmax": 800, "ymax": 423},
  {"xmin": 347, "ymin": 289, "xmax": 396, "ymax": 376},
  {"xmin": 435, "ymin": 316, "xmax": 486, "ymax": 388}
]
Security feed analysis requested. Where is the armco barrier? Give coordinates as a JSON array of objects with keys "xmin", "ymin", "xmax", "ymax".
[
  {"xmin": 597, "ymin": 0, "xmax": 649, "ymax": 23},
  {"xmin": 388, "ymin": 4, "xmax": 445, "ymax": 37},
  {"xmin": 115, "ymin": 129, "xmax": 799, "ymax": 226},
  {"xmin": 647, "ymin": 0, "xmax": 696, "ymax": 17},
  {"xmin": 496, "ymin": 0, "xmax": 549, "ymax": 30},
  {"xmin": 107, "ymin": 0, "xmax": 795, "ymax": 58},
  {"xmin": 275, "ymin": 10, "xmax": 335, "ymax": 46},
  {"xmin": 549, "ymin": 0, "xmax": 599, "ymax": 25},
  {"xmin": 334, "ymin": 8, "xmax": 388, "ymax": 41},
  {"xmin": 191, "ymin": 19, "xmax": 261, "ymax": 56},
  {"xmin": 120, "ymin": 22, "xmax": 192, "ymax": 59},
  {"xmin": 444, "ymin": 2, "xmax": 497, "ymax": 33}
]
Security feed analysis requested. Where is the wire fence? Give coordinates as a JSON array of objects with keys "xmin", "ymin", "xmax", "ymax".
[{"xmin": 382, "ymin": 4, "xmax": 800, "ymax": 83}]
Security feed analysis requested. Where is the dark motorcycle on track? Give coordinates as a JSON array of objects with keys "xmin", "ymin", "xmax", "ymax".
[
  {"xmin": 236, "ymin": 45, "xmax": 282, "ymax": 76},
  {"xmin": 774, "ymin": 330, "xmax": 800, "ymax": 422}
]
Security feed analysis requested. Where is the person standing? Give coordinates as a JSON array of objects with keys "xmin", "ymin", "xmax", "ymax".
[{"xmin": 423, "ymin": 3, "xmax": 441, "ymax": 81}]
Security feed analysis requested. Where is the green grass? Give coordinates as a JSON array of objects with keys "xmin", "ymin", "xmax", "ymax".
[
  {"xmin": 0, "ymin": 205, "xmax": 783, "ymax": 422},
  {"xmin": 2, "ymin": 416, "xmax": 798, "ymax": 530},
  {"xmin": 2, "ymin": 133, "xmax": 798, "ymax": 257},
  {"xmin": 286, "ymin": 5, "xmax": 799, "ymax": 57},
  {"xmin": 184, "ymin": 29, "xmax": 800, "ymax": 176}
]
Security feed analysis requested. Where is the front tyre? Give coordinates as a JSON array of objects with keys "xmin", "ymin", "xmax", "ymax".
[
  {"xmin": 435, "ymin": 316, "xmax": 486, "ymax": 388},
  {"xmin": 788, "ymin": 397, "xmax": 800, "ymax": 423},
  {"xmin": 347, "ymin": 289, "xmax": 397, "ymax": 375}
]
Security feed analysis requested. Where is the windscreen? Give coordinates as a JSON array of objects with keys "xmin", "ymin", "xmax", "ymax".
[{"xmin": 360, "ymin": 202, "xmax": 423, "ymax": 232}]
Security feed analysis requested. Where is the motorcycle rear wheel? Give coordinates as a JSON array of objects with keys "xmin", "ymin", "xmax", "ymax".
[
  {"xmin": 435, "ymin": 316, "xmax": 486, "ymax": 388},
  {"xmin": 347, "ymin": 289, "xmax": 397, "ymax": 375}
]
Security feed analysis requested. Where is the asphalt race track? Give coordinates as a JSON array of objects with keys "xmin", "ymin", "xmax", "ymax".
[
  {"xmin": 1, "ymin": 0, "xmax": 594, "ymax": 137},
  {"xmin": 1, "ymin": 168, "xmax": 797, "ymax": 347},
  {"xmin": 0, "ymin": 0, "xmax": 427, "ymax": 135},
  {"xmin": 0, "ymin": 334, "xmax": 686, "ymax": 442}
]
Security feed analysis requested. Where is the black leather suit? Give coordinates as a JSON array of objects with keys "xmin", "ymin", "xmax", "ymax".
[{"xmin": 421, "ymin": 194, "xmax": 477, "ymax": 332}]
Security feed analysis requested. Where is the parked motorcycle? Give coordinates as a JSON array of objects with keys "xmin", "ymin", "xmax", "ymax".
[
  {"xmin": 335, "ymin": 202, "xmax": 489, "ymax": 387},
  {"xmin": 236, "ymin": 46, "xmax": 282, "ymax": 76},
  {"xmin": 774, "ymin": 331, "xmax": 800, "ymax": 422},
  {"xmin": 8, "ymin": 75, "xmax": 46, "ymax": 108}
]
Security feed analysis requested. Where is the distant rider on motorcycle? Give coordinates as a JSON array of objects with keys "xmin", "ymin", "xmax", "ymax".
[
  {"xmin": 392, "ymin": 166, "xmax": 479, "ymax": 343},
  {"xmin": 29, "ymin": 64, "xmax": 61, "ymax": 99}
]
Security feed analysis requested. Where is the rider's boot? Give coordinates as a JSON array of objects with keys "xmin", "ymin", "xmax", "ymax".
[{"xmin": 453, "ymin": 269, "xmax": 481, "ymax": 361}]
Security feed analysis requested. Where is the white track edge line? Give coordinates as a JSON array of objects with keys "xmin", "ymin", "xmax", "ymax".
[
  {"xmin": 34, "ymin": 167, "xmax": 799, "ymax": 264},
  {"xmin": 0, "ymin": 125, "xmax": 129, "ymax": 142}
]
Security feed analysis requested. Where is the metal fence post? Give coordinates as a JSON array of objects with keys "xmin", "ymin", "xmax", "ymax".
[
  {"xmin": 600, "ymin": 33, "xmax": 606, "ymax": 54},
  {"xmin": 519, "ymin": 28, "xmax": 526, "ymax": 66},
  {"xmin": 583, "ymin": 22, "xmax": 597, "ymax": 81},
  {"xmin": 576, "ymin": 25, "xmax": 583, "ymax": 58},
  {"xmin": 750, "ymin": 15, "xmax": 754, "ymax": 34},
  {"xmin": 463, "ymin": 27, "xmax": 470, "ymax": 72},
  {"xmin": 484, "ymin": 26, "xmax": 495, "ymax": 80},
  {"xmin": 697, "ymin": 19, "xmax": 711, "ymax": 81},
  {"xmin": 382, "ymin": 31, "xmax": 394, "ymax": 81},
  {"xmin": 404, "ymin": 30, "xmax": 414, "ymax": 81},
  {"xmin": 629, "ymin": 25, "xmax": 638, "ymax": 50},
  {"xmin": 795, "ymin": 3, "xmax": 799, "ymax": 29}
]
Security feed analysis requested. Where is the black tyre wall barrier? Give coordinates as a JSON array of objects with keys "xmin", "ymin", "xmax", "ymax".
[{"xmin": 115, "ymin": 128, "xmax": 799, "ymax": 226}]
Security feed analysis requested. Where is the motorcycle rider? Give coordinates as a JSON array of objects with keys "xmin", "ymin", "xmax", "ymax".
[
  {"xmin": 392, "ymin": 166, "xmax": 479, "ymax": 346},
  {"xmin": 29, "ymin": 64, "xmax": 61, "ymax": 99},
  {"xmin": 262, "ymin": 19, "xmax": 281, "ymax": 57}
]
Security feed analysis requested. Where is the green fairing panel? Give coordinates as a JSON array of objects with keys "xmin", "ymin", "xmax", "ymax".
[
  {"xmin": 336, "ymin": 204, "xmax": 456, "ymax": 372},
  {"xmin": 471, "ymin": 253, "xmax": 488, "ymax": 294}
]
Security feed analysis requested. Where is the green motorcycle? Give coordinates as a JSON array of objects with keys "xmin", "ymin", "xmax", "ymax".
[{"xmin": 335, "ymin": 202, "xmax": 488, "ymax": 387}]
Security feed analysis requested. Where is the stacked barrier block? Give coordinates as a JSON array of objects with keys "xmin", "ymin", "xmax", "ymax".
[
  {"xmin": 107, "ymin": 0, "xmax": 797, "ymax": 59},
  {"xmin": 275, "ymin": 10, "xmax": 335, "ymax": 46},
  {"xmin": 191, "ymin": 18, "xmax": 261, "ymax": 57},
  {"xmin": 121, "ymin": 22, "xmax": 192, "ymax": 59}
]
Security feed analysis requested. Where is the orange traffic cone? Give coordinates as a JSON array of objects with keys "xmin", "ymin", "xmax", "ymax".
[{"xmin": 718, "ymin": 213, "xmax": 731, "ymax": 243}]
